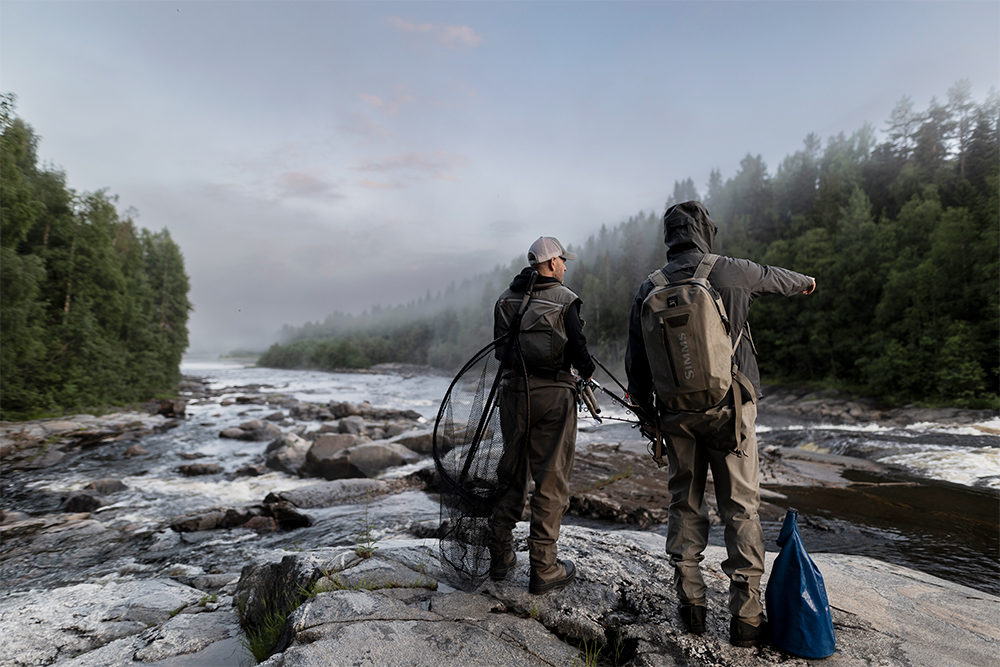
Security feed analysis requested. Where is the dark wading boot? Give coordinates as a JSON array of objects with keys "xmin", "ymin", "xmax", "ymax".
[
  {"xmin": 490, "ymin": 551, "xmax": 517, "ymax": 581},
  {"xmin": 678, "ymin": 604, "xmax": 706, "ymax": 635},
  {"xmin": 730, "ymin": 616, "xmax": 770, "ymax": 648},
  {"xmin": 529, "ymin": 559, "xmax": 576, "ymax": 594}
]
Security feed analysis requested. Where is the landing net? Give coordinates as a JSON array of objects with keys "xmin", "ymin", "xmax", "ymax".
[{"xmin": 432, "ymin": 333, "xmax": 530, "ymax": 587}]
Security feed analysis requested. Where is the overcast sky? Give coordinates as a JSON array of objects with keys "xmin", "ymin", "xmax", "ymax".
[{"xmin": 2, "ymin": 1, "xmax": 997, "ymax": 354}]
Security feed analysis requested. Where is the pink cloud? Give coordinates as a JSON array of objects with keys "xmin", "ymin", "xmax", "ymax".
[
  {"xmin": 387, "ymin": 16, "xmax": 484, "ymax": 49},
  {"xmin": 352, "ymin": 150, "xmax": 471, "ymax": 180}
]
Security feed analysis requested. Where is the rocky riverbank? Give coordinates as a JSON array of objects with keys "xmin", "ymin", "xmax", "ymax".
[
  {"xmin": 0, "ymin": 373, "xmax": 996, "ymax": 666},
  {"xmin": 2, "ymin": 524, "xmax": 997, "ymax": 667}
]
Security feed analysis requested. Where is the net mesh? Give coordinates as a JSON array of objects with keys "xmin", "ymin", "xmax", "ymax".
[{"xmin": 432, "ymin": 334, "xmax": 529, "ymax": 587}]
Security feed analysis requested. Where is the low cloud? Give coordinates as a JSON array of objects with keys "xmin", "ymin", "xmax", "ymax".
[
  {"xmin": 387, "ymin": 16, "xmax": 484, "ymax": 49},
  {"xmin": 277, "ymin": 171, "xmax": 340, "ymax": 200},
  {"xmin": 359, "ymin": 91, "xmax": 415, "ymax": 116},
  {"xmin": 352, "ymin": 150, "xmax": 470, "ymax": 181},
  {"xmin": 339, "ymin": 111, "xmax": 394, "ymax": 141}
]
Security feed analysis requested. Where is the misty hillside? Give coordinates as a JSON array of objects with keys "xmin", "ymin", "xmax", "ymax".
[{"xmin": 260, "ymin": 82, "xmax": 999, "ymax": 408}]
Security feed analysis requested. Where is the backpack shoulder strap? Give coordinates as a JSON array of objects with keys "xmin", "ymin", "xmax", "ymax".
[
  {"xmin": 693, "ymin": 254, "xmax": 720, "ymax": 282},
  {"xmin": 648, "ymin": 268, "xmax": 669, "ymax": 288}
]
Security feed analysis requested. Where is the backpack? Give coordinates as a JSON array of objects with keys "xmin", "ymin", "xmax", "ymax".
[{"xmin": 640, "ymin": 254, "xmax": 753, "ymax": 457}]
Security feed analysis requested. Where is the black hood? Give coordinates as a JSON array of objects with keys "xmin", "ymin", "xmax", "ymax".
[
  {"xmin": 663, "ymin": 200, "xmax": 717, "ymax": 259},
  {"xmin": 509, "ymin": 267, "xmax": 559, "ymax": 292}
]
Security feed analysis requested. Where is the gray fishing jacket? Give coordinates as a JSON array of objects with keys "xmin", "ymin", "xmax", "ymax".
[{"xmin": 625, "ymin": 201, "xmax": 813, "ymax": 413}]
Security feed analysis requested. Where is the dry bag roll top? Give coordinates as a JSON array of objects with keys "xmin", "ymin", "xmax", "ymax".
[{"xmin": 765, "ymin": 509, "xmax": 836, "ymax": 659}]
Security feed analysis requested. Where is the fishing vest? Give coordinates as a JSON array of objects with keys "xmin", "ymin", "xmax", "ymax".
[{"xmin": 495, "ymin": 282, "xmax": 580, "ymax": 373}]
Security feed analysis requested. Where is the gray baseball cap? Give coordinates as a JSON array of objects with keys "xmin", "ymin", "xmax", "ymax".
[{"xmin": 527, "ymin": 236, "xmax": 578, "ymax": 264}]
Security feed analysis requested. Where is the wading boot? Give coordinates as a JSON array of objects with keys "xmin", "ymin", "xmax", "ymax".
[
  {"xmin": 529, "ymin": 559, "xmax": 576, "ymax": 595},
  {"xmin": 678, "ymin": 604, "xmax": 706, "ymax": 635},
  {"xmin": 490, "ymin": 551, "xmax": 517, "ymax": 581},
  {"xmin": 730, "ymin": 615, "xmax": 769, "ymax": 648}
]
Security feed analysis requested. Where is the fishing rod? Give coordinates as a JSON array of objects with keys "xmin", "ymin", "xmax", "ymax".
[{"xmin": 574, "ymin": 357, "xmax": 667, "ymax": 468}]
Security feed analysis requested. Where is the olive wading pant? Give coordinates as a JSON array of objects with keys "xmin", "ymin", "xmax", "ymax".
[
  {"xmin": 490, "ymin": 374, "xmax": 577, "ymax": 581},
  {"xmin": 660, "ymin": 399, "xmax": 764, "ymax": 623}
]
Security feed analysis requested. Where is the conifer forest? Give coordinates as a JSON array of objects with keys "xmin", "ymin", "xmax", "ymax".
[
  {"xmin": 262, "ymin": 82, "xmax": 999, "ymax": 408},
  {"xmin": 0, "ymin": 96, "xmax": 191, "ymax": 418}
]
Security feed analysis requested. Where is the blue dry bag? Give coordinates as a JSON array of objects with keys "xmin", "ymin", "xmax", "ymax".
[{"xmin": 765, "ymin": 509, "xmax": 836, "ymax": 659}]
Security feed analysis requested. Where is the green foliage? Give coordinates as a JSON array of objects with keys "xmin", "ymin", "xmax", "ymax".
[
  {"xmin": 261, "ymin": 82, "xmax": 998, "ymax": 407},
  {"xmin": 0, "ymin": 98, "xmax": 191, "ymax": 418}
]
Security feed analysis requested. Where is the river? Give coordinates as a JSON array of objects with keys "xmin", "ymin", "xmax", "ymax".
[{"xmin": 2, "ymin": 357, "xmax": 997, "ymax": 600}]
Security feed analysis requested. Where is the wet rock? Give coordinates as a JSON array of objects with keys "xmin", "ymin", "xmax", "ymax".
[
  {"xmin": 124, "ymin": 444, "xmax": 149, "ymax": 457},
  {"xmin": 302, "ymin": 435, "xmax": 367, "ymax": 479},
  {"xmin": 265, "ymin": 432, "xmax": 312, "ymax": 475},
  {"xmin": 345, "ymin": 442, "xmax": 422, "ymax": 477},
  {"xmin": 177, "ymin": 451, "xmax": 208, "ymax": 460},
  {"xmin": 264, "ymin": 479, "xmax": 391, "ymax": 508},
  {"xmin": 171, "ymin": 510, "xmax": 226, "ymax": 532},
  {"xmin": 0, "ymin": 508, "xmax": 30, "ymax": 523},
  {"xmin": 391, "ymin": 428, "xmax": 433, "ymax": 454},
  {"xmin": 0, "ymin": 579, "xmax": 203, "ymax": 666},
  {"xmin": 266, "ymin": 411, "xmax": 286, "ymax": 421},
  {"xmin": 338, "ymin": 415, "xmax": 367, "ymax": 436},
  {"xmin": 222, "ymin": 419, "xmax": 283, "ymax": 442},
  {"xmin": 234, "ymin": 463, "xmax": 266, "ymax": 477},
  {"xmin": 264, "ymin": 501, "xmax": 313, "ymax": 529},
  {"xmin": 244, "ymin": 515, "xmax": 279, "ymax": 533},
  {"xmin": 157, "ymin": 399, "xmax": 187, "ymax": 418},
  {"xmin": 87, "ymin": 478, "xmax": 128, "ymax": 494},
  {"xmin": 178, "ymin": 463, "xmax": 224, "ymax": 476},
  {"xmin": 63, "ymin": 490, "xmax": 106, "ymax": 513}
]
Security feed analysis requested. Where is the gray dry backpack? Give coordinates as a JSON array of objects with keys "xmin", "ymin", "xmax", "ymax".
[{"xmin": 640, "ymin": 254, "xmax": 753, "ymax": 451}]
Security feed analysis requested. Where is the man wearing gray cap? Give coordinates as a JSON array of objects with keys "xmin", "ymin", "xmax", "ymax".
[{"xmin": 490, "ymin": 236, "xmax": 595, "ymax": 594}]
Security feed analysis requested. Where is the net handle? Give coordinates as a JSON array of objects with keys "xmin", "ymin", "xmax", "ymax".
[{"xmin": 458, "ymin": 271, "xmax": 538, "ymax": 485}]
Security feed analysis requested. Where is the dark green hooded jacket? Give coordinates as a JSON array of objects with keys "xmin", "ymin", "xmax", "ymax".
[{"xmin": 625, "ymin": 201, "xmax": 813, "ymax": 414}]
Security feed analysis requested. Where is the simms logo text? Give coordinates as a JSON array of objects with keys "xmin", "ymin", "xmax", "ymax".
[{"xmin": 677, "ymin": 333, "xmax": 695, "ymax": 380}]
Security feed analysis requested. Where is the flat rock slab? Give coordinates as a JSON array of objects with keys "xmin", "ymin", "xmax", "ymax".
[
  {"xmin": 244, "ymin": 526, "xmax": 1000, "ymax": 667},
  {"xmin": 0, "ymin": 579, "xmax": 204, "ymax": 666}
]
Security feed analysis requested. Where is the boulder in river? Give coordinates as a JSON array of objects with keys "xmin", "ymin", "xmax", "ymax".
[
  {"xmin": 178, "ymin": 463, "xmax": 223, "ymax": 476},
  {"xmin": 338, "ymin": 415, "xmax": 367, "ymax": 436},
  {"xmin": 86, "ymin": 478, "xmax": 128, "ymax": 495},
  {"xmin": 265, "ymin": 432, "xmax": 311, "ymax": 475},
  {"xmin": 62, "ymin": 490, "xmax": 106, "ymax": 513},
  {"xmin": 220, "ymin": 420, "xmax": 282, "ymax": 442},
  {"xmin": 264, "ymin": 479, "xmax": 391, "ymax": 508},
  {"xmin": 156, "ymin": 399, "xmax": 187, "ymax": 418}
]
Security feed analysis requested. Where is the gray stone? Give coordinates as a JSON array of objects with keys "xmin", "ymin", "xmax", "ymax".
[
  {"xmin": 0, "ymin": 579, "xmax": 202, "ymax": 666},
  {"xmin": 171, "ymin": 510, "xmax": 226, "ymax": 532},
  {"xmin": 265, "ymin": 432, "xmax": 312, "ymax": 475},
  {"xmin": 178, "ymin": 463, "xmax": 224, "ymax": 476},
  {"xmin": 264, "ymin": 479, "xmax": 390, "ymax": 508},
  {"xmin": 344, "ymin": 442, "xmax": 422, "ymax": 477},
  {"xmin": 62, "ymin": 490, "xmax": 106, "ymax": 513},
  {"xmin": 87, "ymin": 478, "xmax": 128, "ymax": 494},
  {"xmin": 338, "ymin": 415, "xmax": 368, "ymax": 436},
  {"xmin": 391, "ymin": 428, "xmax": 433, "ymax": 454}
]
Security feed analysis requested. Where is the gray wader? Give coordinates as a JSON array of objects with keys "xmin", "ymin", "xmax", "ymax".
[
  {"xmin": 660, "ymin": 399, "xmax": 764, "ymax": 623},
  {"xmin": 490, "ymin": 373, "xmax": 577, "ymax": 582}
]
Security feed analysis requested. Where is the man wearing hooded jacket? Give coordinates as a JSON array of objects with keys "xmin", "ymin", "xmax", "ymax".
[
  {"xmin": 490, "ymin": 236, "xmax": 595, "ymax": 595},
  {"xmin": 625, "ymin": 201, "xmax": 815, "ymax": 647}
]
